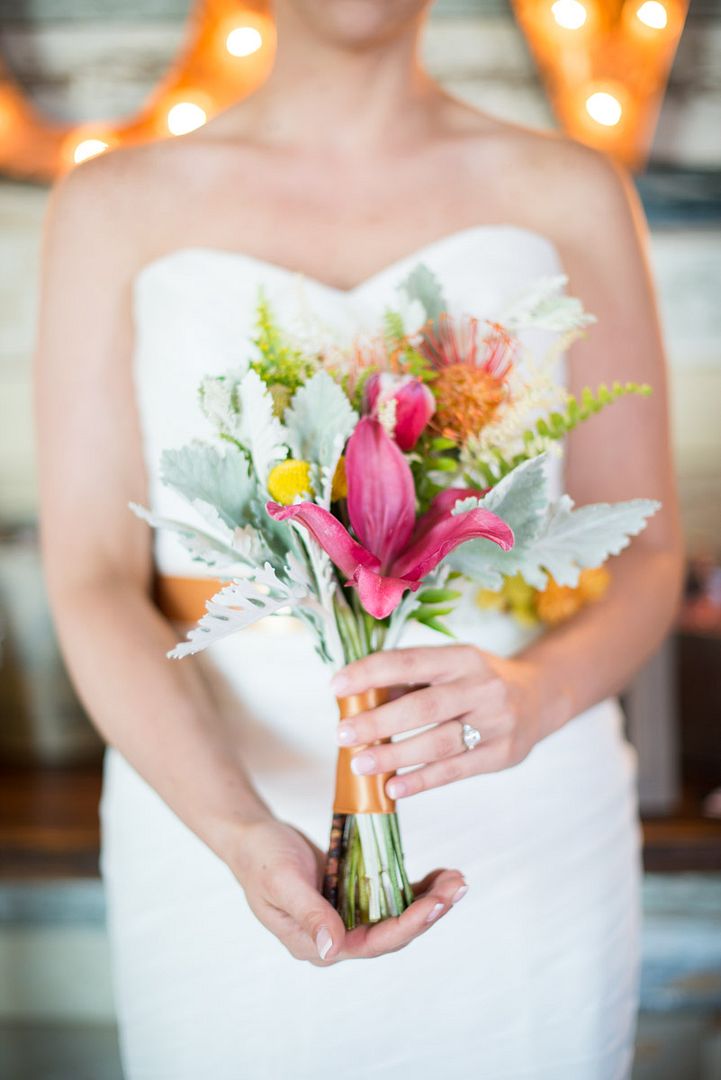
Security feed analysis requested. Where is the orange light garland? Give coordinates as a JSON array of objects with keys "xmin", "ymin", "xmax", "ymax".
[
  {"xmin": 512, "ymin": 0, "xmax": 689, "ymax": 169},
  {"xmin": 0, "ymin": 0, "xmax": 687, "ymax": 181},
  {"xmin": 0, "ymin": 0, "xmax": 275, "ymax": 183}
]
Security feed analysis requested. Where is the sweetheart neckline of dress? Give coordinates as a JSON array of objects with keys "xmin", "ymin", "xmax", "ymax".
[{"xmin": 131, "ymin": 222, "xmax": 563, "ymax": 298}]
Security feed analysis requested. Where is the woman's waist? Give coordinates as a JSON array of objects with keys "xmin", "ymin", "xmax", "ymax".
[
  {"xmin": 198, "ymin": 636, "xmax": 630, "ymax": 774},
  {"xmin": 154, "ymin": 567, "xmax": 633, "ymax": 784}
]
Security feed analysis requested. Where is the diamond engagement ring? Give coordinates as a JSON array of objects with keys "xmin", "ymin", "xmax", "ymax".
[{"xmin": 461, "ymin": 722, "xmax": 482, "ymax": 752}]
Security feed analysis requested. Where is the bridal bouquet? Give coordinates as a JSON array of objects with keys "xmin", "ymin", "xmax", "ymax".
[{"xmin": 134, "ymin": 264, "xmax": 659, "ymax": 929}]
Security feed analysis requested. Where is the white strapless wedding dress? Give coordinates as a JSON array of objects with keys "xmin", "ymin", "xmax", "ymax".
[{"xmin": 100, "ymin": 225, "xmax": 642, "ymax": 1080}]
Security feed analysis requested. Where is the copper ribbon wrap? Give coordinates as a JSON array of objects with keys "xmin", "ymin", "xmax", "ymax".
[{"xmin": 334, "ymin": 689, "xmax": 395, "ymax": 815}]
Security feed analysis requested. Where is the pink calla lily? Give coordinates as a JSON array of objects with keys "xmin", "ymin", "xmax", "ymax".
[
  {"xmin": 267, "ymin": 418, "xmax": 513, "ymax": 619},
  {"xmin": 409, "ymin": 486, "xmax": 489, "ymax": 544},
  {"xmin": 364, "ymin": 372, "xmax": 435, "ymax": 451}
]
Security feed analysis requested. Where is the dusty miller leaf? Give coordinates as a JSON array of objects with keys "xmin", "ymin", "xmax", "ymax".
[
  {"xmin": 198, "ymin": 372, "xmax": 245, "ymax": 439},
  {"xmin": 130, "ymin": 502, "xmax": 250, "ymax": 571},
  {"xmin": 160, "ymin": 443, "xmax": 257, "ymax": 530},
  {"xmin": 499, "ymin": 275, "xmax": 596, "ymax": 334},
  {"xmin": 448, "ymin": 454, "xmax": 660, "ymax": 589},
  {"xmin": 284, "ymin": 371, "xmax": 356, "ymax": 506},
  {"xmin": 528, "ymin": 497, "xmax": 660, "ymax": 587},
  {"xmin": 236, "ymin": 368, "xmax": 288, "ymax": 486},
  {"xmin": 398, "ymin": 263, "xmax": 447, "ymax": 326},
  {"xmin": 447, "ymin": 455, "xmax": 550, "ymax": 588},
  {"xmin": 168, "ymin": 563, "xmax": 308, "ymax": 659}
]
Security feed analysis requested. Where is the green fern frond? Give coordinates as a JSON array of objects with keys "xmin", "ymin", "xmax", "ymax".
[
  {"xmin": 349, "ymin": 367, "xmax": 376, "ymax": 411},
  {"xmin": 403, "ymin": 345, "xmax": 436, "ymax": 382},
  {"xmin": 549, "ymin": 381, "xmax": 650, "ymax": 435},
  {"xmin": 383, "ymin": 308, "xmax": 406, "ymax": 347},
  {"xmin": 253, "ymin": 290, "xmax": 286, "ymax": 363},
  {"xmin": 469, "ymin": 381, "xmax": 652, "ymax": 484},
  {"xmin": 251, "ymin": 290, "xmax": 316, "ymax": 397}
]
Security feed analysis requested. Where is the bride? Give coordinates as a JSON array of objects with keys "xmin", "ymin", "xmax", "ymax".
[{"xmin": 35, "ymin": 1, "xmax": 682, "ymax": 1077}]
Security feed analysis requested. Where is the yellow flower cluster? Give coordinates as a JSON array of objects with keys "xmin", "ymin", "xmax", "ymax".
[
  {"xmin": 476, "ymin": 566, "xmax": 611, "ymax": 627},
  {"xmin": 267, "ymin": 457, "xmax": 347, "ymax": 505}
]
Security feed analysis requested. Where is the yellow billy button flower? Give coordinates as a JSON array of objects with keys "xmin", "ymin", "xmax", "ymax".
[
  {"xmin": 267, "ymin": 456, "xmax": 349, "ymax": 506},
  {"xmin": 475, "ymin": 587, "xmax": 506, "ymax": 613},
  {"xmin": 331, "ymin": 456, "xmax": 348, "ymax": 501},
  {"xmin": 267, "ymin": 460, "xmax": 313, "ymax": 506},
  {"xmin": 504, "ymin": 572, "xmax": 539, "ymax": 627},
  {"xmin": 503, "ymin": 573, "xmax": 536, "ymax": 613}
]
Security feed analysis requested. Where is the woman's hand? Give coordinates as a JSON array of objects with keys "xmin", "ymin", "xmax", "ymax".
[
  {"xmin": 330, "ymin": 645, "xmax": 566, "ymax": 799},
  {"xmin": 231, "ymin": 819, "xmax": 467, "ymax": 965}
]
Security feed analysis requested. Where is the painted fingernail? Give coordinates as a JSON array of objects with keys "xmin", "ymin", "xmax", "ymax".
[
  {"xmin": 337, "ymin": 723, "xmax": 357, "ymax": 746},
  {"xmin": 386, "ymin": 779, "xmax": 406, "ymax": 799},
  {"xmin": 330, "ymin": 673, "xmax": 350, "ymax": 694},
  {"xmin": 315, "ymin": 927, "xmax": 333, "ymax": 960},
  {"xmin": 350, "ymin": 752, "xmax": 375, "ymax": 775},
  {"xmin": 452, "ymin": 884, "xmax": 469, "ymax": 905},
  {"xmin": 426, "ymin": 902, "xmax": 445, "ymax": 924}
]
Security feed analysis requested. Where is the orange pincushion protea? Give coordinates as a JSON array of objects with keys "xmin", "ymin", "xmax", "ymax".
[
  {"xmin": 431, "ymin": 366, "xmax": 506, "ymax": 442},
  {"xmin": 421, "ymin": 315, "xmax": 515, "ymax": 442},
  {"xmin": 320, "ymin": 335, "xmax": 395, "ymax": 402}
]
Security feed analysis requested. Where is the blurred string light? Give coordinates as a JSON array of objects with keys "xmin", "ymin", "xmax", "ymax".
[
  {"xmin": 511, "ymin": 0, "xmax": 689, "ymax": 168},
  {"xmin": 72, "ymin": 137, "xmax": 110, "ymax": 164},
  {"xmin": 0, "ymin": 0, "xmax": 688, "ymax": 180},
  {"xmin": 585, "ymin": 90, "xmax": 623, "ymax": 126},
  {"xmin": 167, "ymin": 101, "xmax": 208, "ymax": 135},
  {"xmin": 0, "ymin": 2, "xmax": 275, "ymax": 181},
  {"xmin": 636, "ymin": 1, "xmax": 668, "ymax": 29},
  {"xmin": 226, "ymin": 26, "xmax": 264, "ymax": 56},
  {"xmin": 551, "ymin": 0, "xmax": 588, "ymax": 30}
]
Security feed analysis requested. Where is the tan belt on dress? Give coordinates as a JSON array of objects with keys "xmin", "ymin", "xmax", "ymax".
[
  {"xmin": 155, "ymin": 574, "xmax": 396, "ymax": 814},
  {"xmin": 154, "ymin": 574, "xmax": 224, "ymax": 624}
]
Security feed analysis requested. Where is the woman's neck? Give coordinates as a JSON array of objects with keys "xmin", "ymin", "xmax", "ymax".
[{"xmin": 242, "ymin": 4, "xmax": 441, "ymax": 154}]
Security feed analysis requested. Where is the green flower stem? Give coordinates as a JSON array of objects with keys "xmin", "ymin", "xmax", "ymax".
[
  {"xmin": 327, "ymin": 592, "xmax": 412, "ymax": 929},
  {"xmin": 335, "ymin": 811, "xmax": 412, "ymax": 929},
  {"xmin": 389, "ymin": 811, "xmax": 415, "ymax": 907}
]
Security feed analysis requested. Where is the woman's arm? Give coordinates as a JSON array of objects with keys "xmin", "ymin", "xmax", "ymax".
[
  {"xmin": 328, "ymin": 148, "xmax": 685, "ymax": 796},
  {"xmin": 34, "ymin": 154, "xmax": 268, "ymax": 862},
  {"xmin": 34, "ymin": 150, "xmax": 464, "ymax": 959}
]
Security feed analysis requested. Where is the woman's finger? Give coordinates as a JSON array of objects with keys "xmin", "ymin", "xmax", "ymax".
[
  {"xmin": 271, "ymin": 870, "xmax": 347, "ymax": 962},
  {"xmin": 383, "ymin": 738, "xmax": 512, "ymax": 799},
  {"xmin": 349, "ymin": 717, "xmax": 468, "ymax": 775},
  {"xmin": 337, "ymin": 678, "xmax": 478, "ymax": 746},
  {"xmin": 350, "ymin": 713, "xmax": 513, "ymax": 776},
  {"xmin": 340, "ymin": 868, "xmax": 467, "ymax": 961},
  {"xmin": 331, "ymin": 644, "xmax": 486, "ymax": 697}
]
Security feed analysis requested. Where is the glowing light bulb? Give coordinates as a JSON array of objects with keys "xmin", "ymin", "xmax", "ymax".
[
  {"xmin": 551, "ymin": 0, "xmax": 587, "ymax": 30},
  {"xmin": 72, "ymin": 137, "xmax": 109, "ymax": 164},
  {"xmin": 636, "ymin": 0, "xmax": 668, "ymax": 28},
  {"xmin": 226, "ymin": 26, "xmax": 263, "ymax": 57},
  {"xmin": 167, "ymin": 102, "xmax": 207, "ymax": 136},
  {"xmin": 585, "ymin": 91, "xmax": 623, "ymax": 127}
]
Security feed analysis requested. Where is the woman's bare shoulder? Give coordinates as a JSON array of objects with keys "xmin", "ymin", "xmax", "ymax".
[
  {"xmin": 46, "ymin": 141, "xmax": 177, "ymax": 277},
  {"xmin": 447, "ymin": 102, "xmax": 639, "ymax": 253},
  {"xmin": 46, "ymin": 134, "xmax": 240, "ymax": 278}
]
